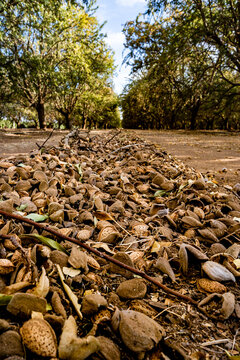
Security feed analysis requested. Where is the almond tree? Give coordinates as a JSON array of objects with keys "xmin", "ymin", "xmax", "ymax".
[{"xmin": 0, "ymin": 0, "xmax": 115, "ymax": 129}]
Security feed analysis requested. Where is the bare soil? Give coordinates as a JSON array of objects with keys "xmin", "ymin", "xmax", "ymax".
[
  {"xmin": 0, "ymin": 129, "xmax": 239, "ymax": 186},
  {"xmin": 131, "ymin": 130, "xmax": 240, "ymax": 187}
]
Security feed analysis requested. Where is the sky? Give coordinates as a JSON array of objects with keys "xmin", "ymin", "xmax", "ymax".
[{"xmin": 95, "ymin": 0, "xmax": 147, "ymax": 94}]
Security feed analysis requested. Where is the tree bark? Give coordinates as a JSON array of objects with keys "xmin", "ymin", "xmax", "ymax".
[
  {"xmin": 64, "ymin": 112, "xmax": 71, "ymax": 129},
  {"xmin": 190, "ymin": 99, "xmax": 201, "ymax": 130},
  {"xmin": 36, "ymin": 102, "xmax": 46, "ymax": 129}
]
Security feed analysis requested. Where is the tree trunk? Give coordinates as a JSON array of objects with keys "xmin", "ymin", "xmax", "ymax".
[
  {"xmin": 36, "ymin": 102, "xmax": 46, "ymax": 129},
  {"xmin": 190, "ymin": 100, "xmax": 201, "ymax": 130},
  {"xmin": 82, "ymin": 115, "xmax": 87, "ymax": 129},
  {"xmin": 64, "ymin": 113, "xmax": 71, "ymax": 129},
  {"xmin": 169, "ymin": 111, "xmax": 176, "ymax": 129}
]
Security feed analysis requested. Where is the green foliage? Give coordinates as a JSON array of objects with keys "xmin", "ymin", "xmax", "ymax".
[
  {"xmin": 122, "ymin": 0, "xmax": 240, "ymax": 130},
  {"xmin": 0, "ymin": 0, "xmax": 119, "ymax": 129}
]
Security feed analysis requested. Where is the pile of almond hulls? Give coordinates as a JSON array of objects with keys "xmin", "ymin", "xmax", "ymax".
[{"xmin": 0, "ymin": 129, "xmax": 240, "ymax": 360}]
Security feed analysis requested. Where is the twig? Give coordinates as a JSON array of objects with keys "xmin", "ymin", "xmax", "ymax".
[
  {"xmin": 232, "ymin": 328, "xmax": 239, "ymax": 351},
  {"xmin": 103, "ymin": 129, "xmax": 121, "ymax": 148},
  {"xmin": 220, "ymin": 228, "xmax": 240, "ymax": 242},
  {"xmin": 108, "ymin": 143, "xmax": 147, "ymax": 155},
  {"xmin": 200, "ymin": 339, "xmax": 230, "ymax": 346},
  {"xmin": 0, "ymin": 209, "xmax": 198, "ymax": 306},
  {"xmin": 36, "ymin": 129, "xmax": 54, "ymax": 150}
]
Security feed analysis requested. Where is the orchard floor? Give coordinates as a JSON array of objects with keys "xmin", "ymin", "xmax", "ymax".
[{"xmin": 0, "ymin": 128, "xmax": 239, "ymax": 186}]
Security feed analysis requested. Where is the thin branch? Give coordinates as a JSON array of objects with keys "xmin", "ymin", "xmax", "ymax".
[
  {"xmin": 36, "ymin": 129, "xmax": 54, "ymax": 150},
  {"xmin": 0, "ymin": 210, "xmax": 197, "ymax": 306},
  {"xmin": 103, "ymin": 129, "xmax": 122, "ymax": 148}
]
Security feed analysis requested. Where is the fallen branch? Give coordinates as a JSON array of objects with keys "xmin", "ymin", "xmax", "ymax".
[
  {"xmin": 0, "ymin": 210, "xmax": 197, "ymax": 306},
  {"xmin": 108, "ymin": 143, "xmax": 148, "ymax": 155},
  {"xmin": 36, "ymin": 129, "xmax": 54, "ymax": 150},
  {"xmin": 103, "ymin": 129, "xmax": 121, "ymax": 148}
]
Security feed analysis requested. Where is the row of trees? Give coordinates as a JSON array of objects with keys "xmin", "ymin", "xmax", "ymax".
[
  {"xmin": 0, "ymin": 0, "xmax": 120, "ymax": 129},
  {"xmin": 121, "ymin": 0, "xmax": 240, "ymax": 130}
]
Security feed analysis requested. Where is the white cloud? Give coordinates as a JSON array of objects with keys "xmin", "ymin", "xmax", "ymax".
[
  {"xmin": 116, "ymin": 0, "xmax": 145, "ymax": 6},
  {"xmin": 113, "ymin": 65, "xmax": 131, "ymax": 94},
  {"xmin": 106, "ymin": 32, "xmax": 125, "ymax": 48}
]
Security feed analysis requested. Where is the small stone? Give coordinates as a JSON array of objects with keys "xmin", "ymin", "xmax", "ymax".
[
  {"xmin": 0, "ymin": 331, "xmax": 24, "ymax": 360},
  {"xmin": 81, "ymin": 294, "xmax": 108, "ymax": 315},
  {"xmin": 50, "ymin": 250, "xmax": 69, "ymax": 268},
  {"xmin": 96, "ymin": 336, "xmax": 121, "ymax": 360},
  {"xmin": 109, "ymin": 252, "xmax": 135, "ymax": 279},
  {"xmin": 7, "ymin": 293, "xmax": 47, "ymax": 318},
  {"xmin": 116, "ymin": 279, "xmax": 147, "ymax": 299},
  {"xmin": 68, "ymin": 247, "xmax": 89, "ymax": 272}
]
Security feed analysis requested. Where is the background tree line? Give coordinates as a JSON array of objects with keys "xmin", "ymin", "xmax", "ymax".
[
  {"xmin": 121, "ymin": 0, "xmax": 240, "ymax": 130},
  {"xmin": 0, "ymin": 0, "xmax": 120, "ymax": 129}
]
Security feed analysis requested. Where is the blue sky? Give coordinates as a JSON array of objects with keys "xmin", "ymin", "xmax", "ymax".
[{"xmin": 96, "ymin": 0, "xmax": 147, "ymax": 94}]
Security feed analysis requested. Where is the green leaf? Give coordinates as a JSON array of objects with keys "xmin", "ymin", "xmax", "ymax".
[
  {"xmin": 225, "ymin": 351, "xmax": 240, "ymax": 359},
  {"xmin": 16, "ymin": 204, "xmax": 28, "ymax": 211},
  {"xmin": 0, "ymin": 294, "xmax": 12, "ymax": 306},
  {"xmin": 21, "ymin": 234, "xmax": 69, "ymax": 254},
  {"xmin": 25, "ymin": 213, "xmax": 49, "ymax": 222},
  {"xmin": 46, "ymin": 303, "xmax": 52, "ymax": 311},
  {"xmin": 154, "ymin": 190, "xmax": 167, "ymax": 197}
]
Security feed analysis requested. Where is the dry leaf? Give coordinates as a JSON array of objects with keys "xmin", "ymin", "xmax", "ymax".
[
  {"xmin": 63, "ymin": 267, "xmax": 81, "ymax": 277},
  {"xmin": 31, "ymin": 267, "xmax": 49, "ymax": 298},
  {"xmin": 56, "ymin": 264, "xmax": 82, "ymax": 319},
  {"xmin": 92, "ymin": 211, "xmax": 113, "ymax": 221}
]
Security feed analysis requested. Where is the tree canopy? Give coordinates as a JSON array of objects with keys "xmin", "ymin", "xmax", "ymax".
[
  {"xmin": 0, "ymin": 0, "xmax": 120, "ymax": 129},
  {"xmin": 121, "ymin": 0, "xmax": 240, "ymax": 130}
]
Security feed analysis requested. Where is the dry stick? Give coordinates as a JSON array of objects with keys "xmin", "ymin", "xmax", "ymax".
[
  {"xmin": 0, "ymin": 210, "xmax": 197, "ymax": 306},
  {"xmin": 108, "ymin": 143, "xmax": 147, "ymax": 155},
  {"xmin": 36, "ymin": 128, "xmax": 54, "ymax": 150},
  {"xmin": 103, "ymin": 129, "xmax": 122, "ymax": 148}
]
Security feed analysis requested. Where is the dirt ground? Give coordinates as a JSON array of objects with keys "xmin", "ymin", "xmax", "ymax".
[
  {"xmin": 0, "ymin": 128, "xmax": 239, "ymax": 186},
  {"xmin": 132, "ymin": 130, "xmax": 240, "ymax": 187}
]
